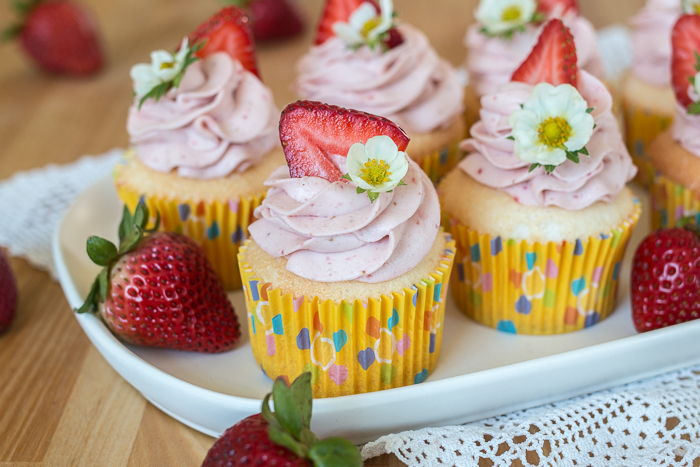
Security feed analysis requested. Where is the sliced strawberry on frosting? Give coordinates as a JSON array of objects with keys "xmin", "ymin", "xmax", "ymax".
[
  {"xmin": 189, "ymin": 6, "xmax": 260, "ymax": 78},
  {"xmin": 671, "ymin": 14, "xmax": 700, "ymax": 108},
  {"xmin": 511, "ymin": 19, "xmax": 578, "ymax": 88},
  {"xmin": 279, "ymin": 100, "xmax": 410, "ymax": 182},
  {"xmin": 316, "ymin": 0, "xmax": 375, "ymax": 45},
  {"xmin": 536, "ymin": 0, "xmax": 579, "ymax": 17}
]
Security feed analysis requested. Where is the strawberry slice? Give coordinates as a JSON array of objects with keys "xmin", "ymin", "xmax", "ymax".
[
  {"xmin": 536, "ymin": 0, "xmax": 579, "ymax": 17},
  {"xmin": 511, "ymin": 19, "xmax": 578, "ymax": 87},
  {"xmin": 279, "ymin": 101, "xmax": 410, "ymax": 182},
  {"xmin": 315, "ymin": 0, "xmax": 377, "ymax": 45},
  {"xmin": 672, "ymin": 14, "xmax": 700, "ymax": 108},
  {"xmin": 189, "ymin": 6, "xmax": 259, "ymax": 78}
]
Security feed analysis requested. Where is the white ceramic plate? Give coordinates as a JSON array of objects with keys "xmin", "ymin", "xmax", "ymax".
[{"xmin": 53, "ymin": 178, "xmax": 700, "ymax": 444}]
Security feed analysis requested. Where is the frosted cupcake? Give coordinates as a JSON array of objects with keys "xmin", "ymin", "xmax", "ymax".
[
  {"xmin": 464, "ymin": 0, "xmax": 604, "ymax": 128},
  {"xmin": 295, "ymin": 0, "xmax": 465, "ymax": 182},
  {"xmin": 440, "ymin": 20, "xmax": 640, "ymax": 335},
  {"xmin": 650, "ymin": 14, "xmax": 700, "ymax": 229},
  {"xmin": 239, "ymin": 101, "xmax": 455, "ymax": 397},
  {"xmin": 622, "ymin": 0, "xmax": 682, "ymax": 187},
  {"xmin": 114, "ymin": 7, "xmax": 285, "ymax": 290}
]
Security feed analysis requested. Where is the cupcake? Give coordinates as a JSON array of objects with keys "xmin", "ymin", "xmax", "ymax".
[
  {"xmin": 650, "ymin": 14, "xmax": 700, "ymax": 229},
  {"xmin": 295, "ymin": 0, "xmax": 466, "ymax": 182},
  {"xmin": 464, "ymin": 0, "xmax": 604, "ymax": 127},
  {"xmin": 239, "ymin": 101, "xmax": 456, "ymax": 397},
  {"xmin": 622, "ymin": 0, "xmax": 681, "ymax": 187},
  {"xmin": 114, "ymin": 7, "xmax": 285, "ymax": 290},
  {"xmin": 440, "ymin": 20, "xmax": 640, "ymax": 335}
]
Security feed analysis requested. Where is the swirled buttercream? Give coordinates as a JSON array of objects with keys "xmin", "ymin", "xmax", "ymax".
[
  {"xmin": 127, "ymin": 52, "xmax": 279, "ymax": 179},
  {"xmin": 630, "ymin": 0, "xmax": 681, "ymax": 88},
  {"xmin": 459, "ymin": 71, "xmax": 637, "ymax": 210},
  {"xmin": 248, "ymin": 158, "xmax": 440, "ymax": 283},
  {"xmin": 295, "ymin": 24, "xmax": 464, "ymax": 134},
  {"xmin": 465, "ymin": 11, "xmax": 604, "ymax": 97},
  {"xmin": 672, "ymin": 100, "xmax": 700, "ymax": 157}
]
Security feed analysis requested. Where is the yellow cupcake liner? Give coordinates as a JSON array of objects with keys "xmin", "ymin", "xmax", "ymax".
[
  {"xmin": 237, "ymin": 239, "xmax": 456, "ymax": 398},
  {"xmin": 623, "ymin": 98, "xmax": 673, "ymax": 188},
  {"xmin": 444, "ymin": 201, "xmax": 641, "ymax": 335},
  {"xmin": 115, "ymin": 182, "xmax": 264, "ymax": 290},
  {"xmin": 650, "ymin": 173, "xmax": 700, "ymax": 230},
  {"xmin": 416, "ymin": 141, "xmax": 466, "ymax": 184}
]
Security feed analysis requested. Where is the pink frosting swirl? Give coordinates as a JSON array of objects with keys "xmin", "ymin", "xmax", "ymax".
[
  {"xmin": 248, "ymin": 158, "xmax": 440, "ymax": 283},
  {"xmin": 672, "ymin": 101, "xmax": 700, "ymax": 156},
  {"xmin": 295, "ymin": 24, "xmax": 464, "ymax": 134},
  {"xmin": 465, "ymin": 12, "xmax": 604, "ymax": 97},
  {"xmin": 127, "ymin": 52, "xmax": 280, "ymax": 180},
  {"xmin": 630, "ymin": 0, "xmax": 681, "ymax": 88},
  {"xmin": 459, "ymin": 71, "xmax": 637, "ymax": 210}
]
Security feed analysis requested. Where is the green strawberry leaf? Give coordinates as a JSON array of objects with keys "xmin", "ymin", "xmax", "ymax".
[
  {"xmin": 688, "ymin": 101, "xmax": 700, "ymax": 115},
  {"xmin": 586, "ymin": 107, "xmax": 595, "ymax": 114},
  {"xmin": 566, "ymin": 152, "xmax": 579, "ymax": 164},
  {"xmin": 138, "ymin": 82, "xmax": 172, "ymax": 110},
  {"xmin": 272, "ymin": 376, "xmax": 303, "ymax": 439},
  {"xmin": 367, "ymin": 191, "xmax": 379, "ymax": 203},
  {"xmin": 76, "ymin": 278, "xmax": 101, "ymax": 314},
  {"xmin": 97, "ymin": 267, "xmax": 110, "ymax": 302},
  {"xmin": 269, "ymin": 423, "xmax": 307, "ymax": 458},
  {"xmin": 118, "ymin": 205, "xmax": 134, "ymax": 244},
  {"xmin": 340, "ymin": 174, "xmax": 352, "ymax": 181},
  {"xmin": 0, "ymin": 23, "xmax": 23, "ymax": 42},
  {"xmin": 396, "ymin": 180, "xmax": 407, "ymax": 187},
  {"xmin": 86, "ymin": 236, "xmax": 118, "ymax": 267},
  {"xmin": 308, "ymin": 438, "xmax": 362, "ymax": 467},
  {"xmin": 132, "ymin": 203, "xmax": 147, "ymax": 231},
  {"xmin": 356, "ymin": 187, "xmax": 366, "ymax": 194},
  {"xmin": 528, "ymin": 163, "xmax": 541, "ymax": 173},
  {"xmin": 506, "ymin": 135, "xmax": 515, "ymax": 140},
  {"xmin": 289, "ymin": 372, "xmax": 313, "ymax": 430},
  {"xmin": 119, "ymin": 226, "xmax": 143, "ymax": 255}
]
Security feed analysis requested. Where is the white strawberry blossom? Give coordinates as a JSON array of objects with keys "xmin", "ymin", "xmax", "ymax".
[
  {"xmin": 683, "ymin": 0, "xmax": 700, "ymax": 15},
  {"xmin": 130, "ymin": 37, "xmax": 192, "ymax": 98},
  {"xmin": 476, "ymin": 0, "xmax": 538, "ymax": 36},
  {"xmin": 509, "ymin": 83, "xmax": 595, "ymax": 173},
  {"xmin": 332, "ymin": 0, "xmax": 395, "ymax": 49},
  {"xmin": 344, "ymin": 135, "xmax": 409, "ymax": 203}
]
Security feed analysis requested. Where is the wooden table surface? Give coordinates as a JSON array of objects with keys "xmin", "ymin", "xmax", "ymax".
[{"xmin": 0, "ymin": 0, "xmax": 644, "ymax": 465}]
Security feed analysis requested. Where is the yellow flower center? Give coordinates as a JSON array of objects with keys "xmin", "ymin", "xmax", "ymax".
[
  {"xmin": 160, "ymin": 61, "xmax": 175, "ymax": 70},
  {"xmin": 361, "ymin": 159, "xmax": 391, "ymax": 186},
  {"xmin": 694, "ymin": 3, "xmax": 700, "ymax": 14},
  {"xmin": 538, "ymin": 116, "xmax": 572, "ymax": 148},
  {"xmin": 502, "ymin": 5, "xmax": 522, "ymax": 22},
  {"xmin": 361, "ymin": 17, "xmax": 381, "ymax": 37}
]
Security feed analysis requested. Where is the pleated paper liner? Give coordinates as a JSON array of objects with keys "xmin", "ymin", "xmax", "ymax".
[
  {"xmin": 623, "ymin": 98, "xmax": 673, "ymax": 188},
  {"xmin": 415, "ymin": 141, "xmax": 465, "ymax": 184},
  {"xmin": 238, "ymin": 239, "xmax": 456, "ymax": 398},
  {"xmin": 445, "ymin": 201, "xmax": 641, "ymax": 335},
  {"xmin": 116, "ymin": 182, "xmax": 263, "ymax": 290},
  {"xmin": 651, "ymin": 173, "xmax": 700, "ymax": 230}
]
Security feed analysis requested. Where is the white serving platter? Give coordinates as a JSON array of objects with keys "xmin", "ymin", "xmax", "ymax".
[{"xmin": 53, "ymin": 177, "xmax": 700, "ymax": 444}]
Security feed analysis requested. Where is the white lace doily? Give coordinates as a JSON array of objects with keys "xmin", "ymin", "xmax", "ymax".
[{"xmin": 0, "ymin": 149, "xmax": 121, "ymax": 277}]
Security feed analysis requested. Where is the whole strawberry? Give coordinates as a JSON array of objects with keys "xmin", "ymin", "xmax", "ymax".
[
  {"xmin": 631, "ymin": 226, "xmax": 700, "ymax": 333},
  {"xmin": 2, "ymin": 0, "xmax": 103, "ymax": 75},
  {"xmin": 202, "ymin": 373, "xmax": 362, "ymax": 467},
  {"xmin": 0, "ymin": 250, "xmax": 18, "ymax": 334},
  {"xmin": 77, "ymin": 204, "xmax": 240, "ymax": 352},
  {"xmin": 224, "ymin": 0, "xmax": 305, "ymax": 41}
]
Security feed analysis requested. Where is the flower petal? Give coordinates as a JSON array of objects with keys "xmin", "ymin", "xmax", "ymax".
[
  {"xmin": 348, "ymin": 3, "xmax": 377, "ymax": 29},
  {"xmin": 364, "ymin": 135, "xmax": 399, "ymax": 160},
  {"xmin": 333, "ymin": 22, "xmax": 364, "ymax": 46}
]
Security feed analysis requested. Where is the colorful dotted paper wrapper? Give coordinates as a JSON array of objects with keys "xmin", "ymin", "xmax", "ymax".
[
  {"xmin": 651, "ymin": 173, "xmax": 700, "ymax": 230},
  {"xmin": 237, "ymin": 239, "xmax": 456, "ymax": 398},
  {"xmin": 115, "ymin": 179, "xmax": 263, "ymax": 291},
  {"xmin": 445, "ymin": 201, "xmax": 641, "ymax": 335},
  {"xmin": 416, "ymin": 141, "xmax": 465, "ymax": 184},
  {"xmin": 623, "ymin": 97, "xmax": 673, "ymax": 189}
]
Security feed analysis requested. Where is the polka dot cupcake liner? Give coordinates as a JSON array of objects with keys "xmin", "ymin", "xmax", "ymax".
[
  {"xmin": 416, "ymin": 140, "xmax": 465, "ymax": 184},
  {"xmin": 623, "ymin": 98, "xmax": 673, "ymax": 189},
  {"xmin": 116, "ymin": 184, "xmax": 264, "ymax": 291},
  {"xmin": 445, "ymin": 201, "xmax": 641, "ymax": 335},
  {"xmin": 237, "ymin": 239, "xmax": 456, "ymax": 398},
  {"xmin": 650, "ymin": 173, "xmax": 700, "ymax": 230}
]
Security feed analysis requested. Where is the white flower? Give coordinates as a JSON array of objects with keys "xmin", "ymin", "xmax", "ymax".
[
  {"xmin": 332, "ymin": 0, "xmax": 395, "ymax": 49},
  {"xmin": 475, "ymin": 0, "xmax": 537, "ymax": 36},
  {"xmin": 509, "ymin": 83, "xmax": 595, "ymax": 173},
  {"xmin": 683, "ymin": 0, "xmax": 700, "ymax": 14},
  {"xmin": 130, "ymin": 37, "xmax": 192, "ymax": 98},
  {"xmin": 344, "ymin": 135, "xmax": 409, "ymax": 202}
]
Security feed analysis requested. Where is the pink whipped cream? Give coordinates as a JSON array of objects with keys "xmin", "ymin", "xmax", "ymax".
[
  {"xmin": 127, "ymin": 52, "xmax": 279, "ymax": 179},
  {"xmin": 295, "ymin": 24, "xmax": 464, "ymax": 135},
  {"xmin": 248, "ymin": 157, "xmax": 440, "ymax": 283},
  {"xmin": 671, "ymin": 97, "xmax": 700, "ymax": 156},
  {"xmin": 465, "ymin": 11, "xmax": 604, "ymax": 97},
  {"xmin": 630, "ymin": 0, "xmax": 681, "ymax": 88},
  {"xmin": 459, "ymin": 71, "xmax": 637, "ymax": 210}
]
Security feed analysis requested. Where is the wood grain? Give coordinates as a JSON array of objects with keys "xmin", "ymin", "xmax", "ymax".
[{"xmin": 0, "ymin": 0, "xmax": 645, "ymax": 465}]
